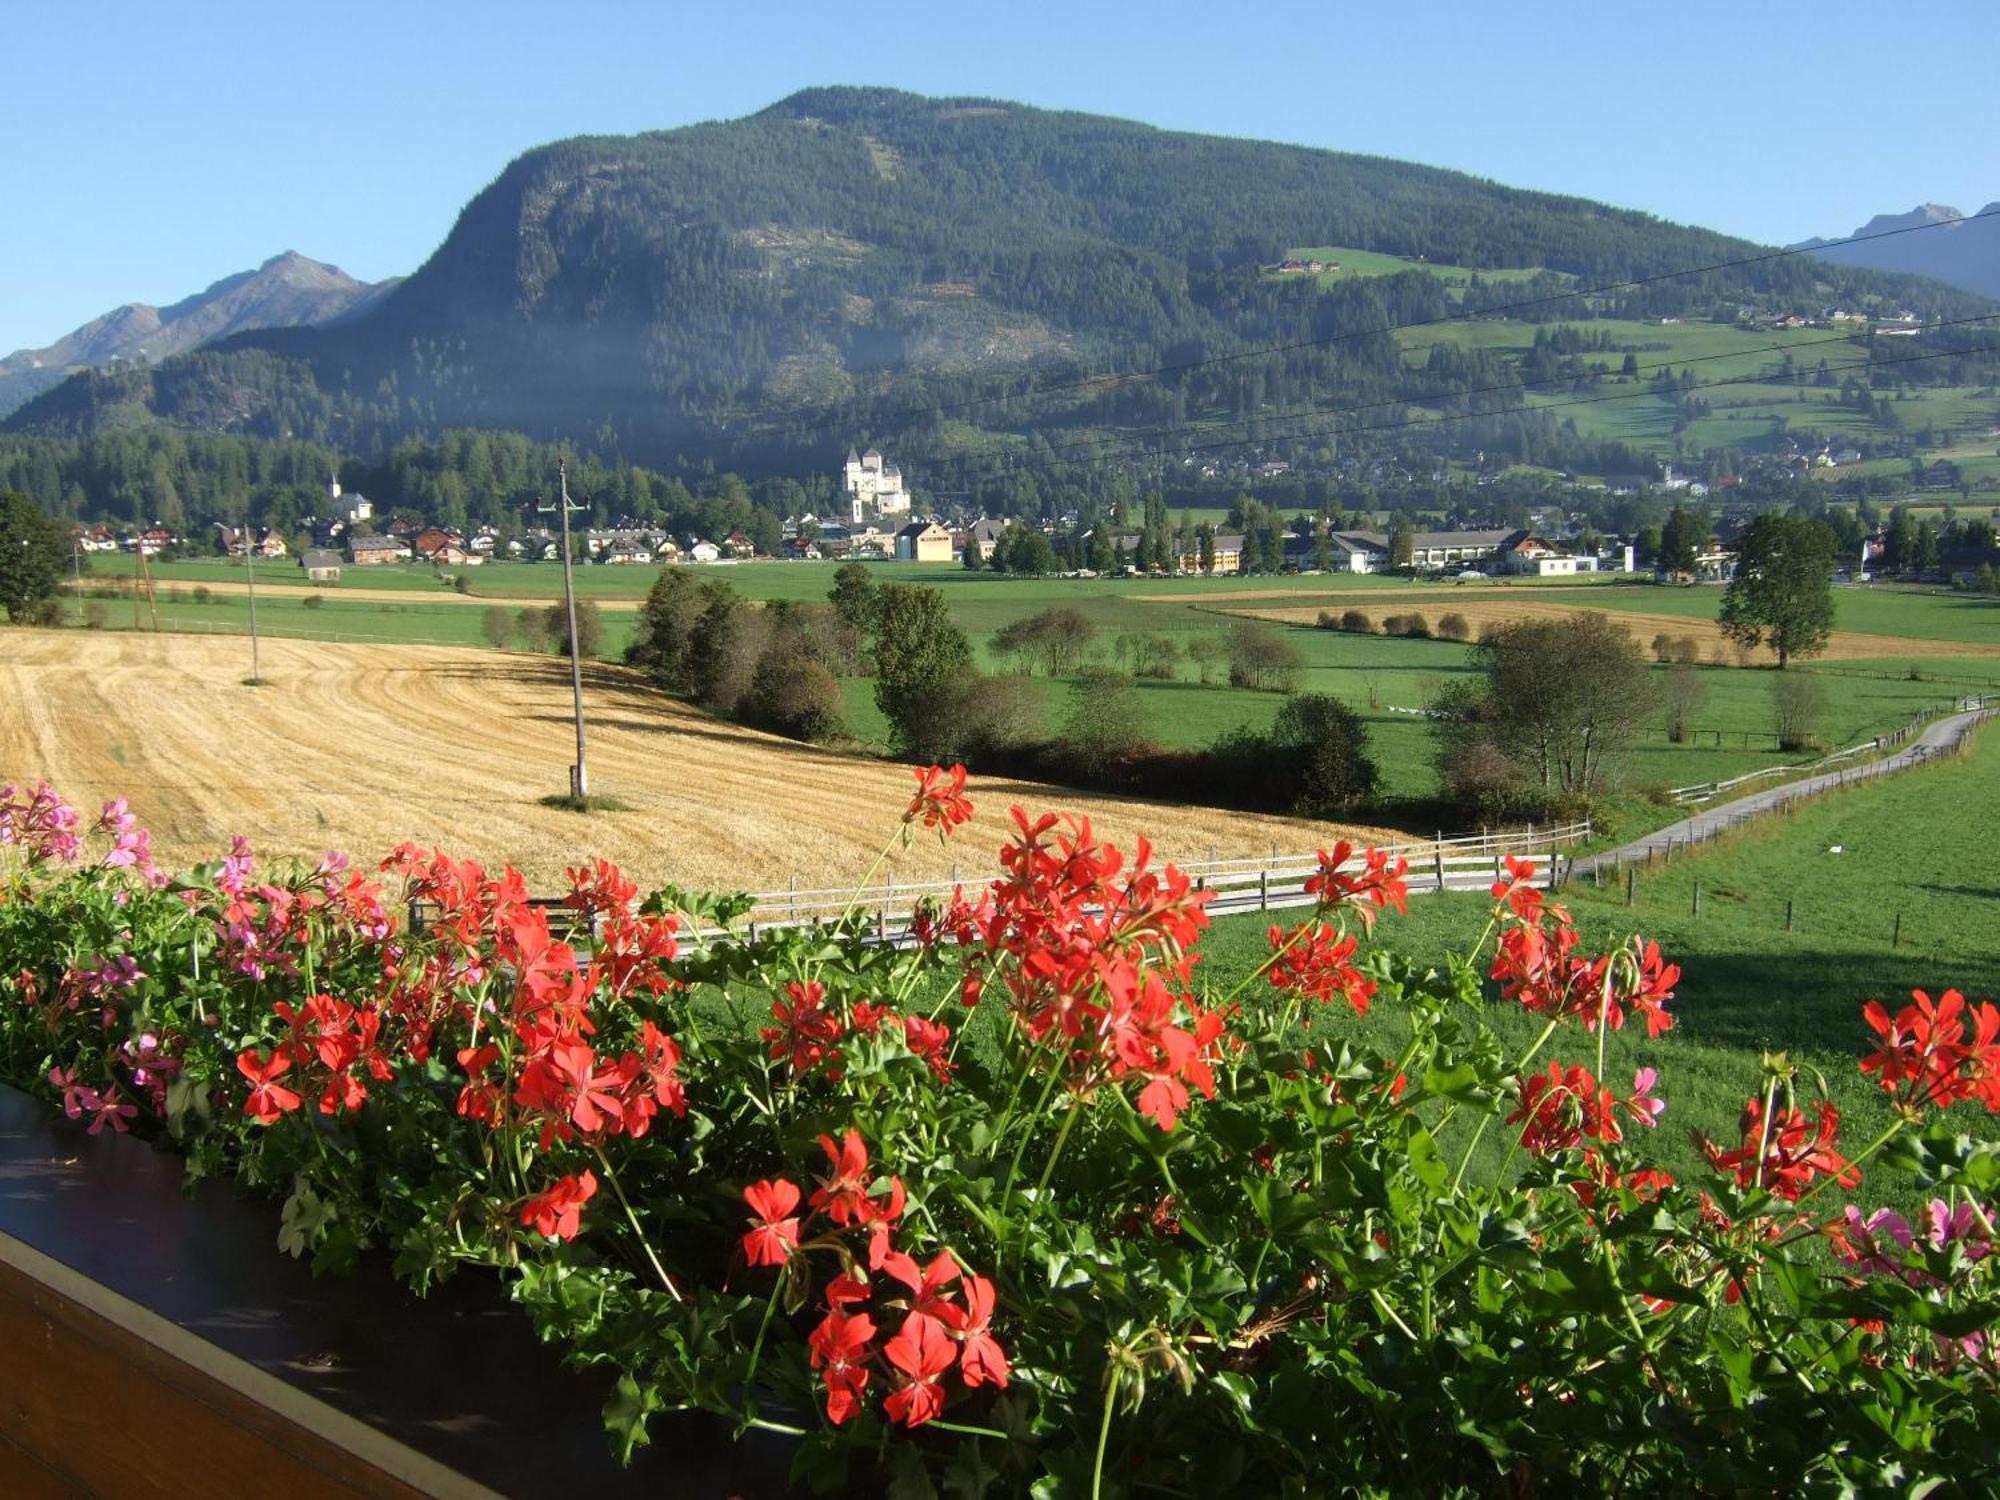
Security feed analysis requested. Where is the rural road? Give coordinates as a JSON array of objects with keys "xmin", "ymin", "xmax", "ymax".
[{"xmin": 1571, "ymin": 705, "xmax": 1994, "ymax": 877}]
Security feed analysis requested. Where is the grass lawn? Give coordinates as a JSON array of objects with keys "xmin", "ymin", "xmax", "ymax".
[{"xmin": 1192, "ymin": 716, "xmax": 2000, "ymax": 1209}]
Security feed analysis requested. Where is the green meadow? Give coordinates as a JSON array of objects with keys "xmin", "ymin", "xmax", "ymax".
[{"xmin": 1195, "ymin": 717, "xmax": 2000, "ymax": 1207}]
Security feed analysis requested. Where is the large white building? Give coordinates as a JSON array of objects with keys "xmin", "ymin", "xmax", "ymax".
[{"xmin": 842, "ymin": 447, "xmax": 911, "ymax": 522}]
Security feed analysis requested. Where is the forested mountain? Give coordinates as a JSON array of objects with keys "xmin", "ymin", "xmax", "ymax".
[
  {"xmin": 9, "ymin": 89, "xmax": 1993, "ymax": 488},
  {"xmin": 1796, "ymin": 204, "xmax": 2000, "ymax": 300},
  {"xmin": 0, "ymin": 253, "xmax": 397, "ymax": 418}
]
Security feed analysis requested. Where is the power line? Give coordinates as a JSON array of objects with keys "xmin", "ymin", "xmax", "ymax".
[{"xmin": 666, "ymin": 205, "xmax": 2000, "ymax": 459}]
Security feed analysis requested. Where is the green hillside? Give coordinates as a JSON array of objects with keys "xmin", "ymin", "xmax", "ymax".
[{"xmin": 10, "ymin": 87, "xmax": 1994, "ymax": 491}]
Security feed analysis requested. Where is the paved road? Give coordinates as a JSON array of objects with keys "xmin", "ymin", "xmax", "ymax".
[{"xmin": 1571, "ymin": 706, "xmax": 1994, "ymax": 877}]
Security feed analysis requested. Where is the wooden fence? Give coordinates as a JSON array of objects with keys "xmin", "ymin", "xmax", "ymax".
[
  {"xmin": 688, "ymin": 820, "xmax": 1593, "ymax": 947},
  {"xmin": 417, "ymin": 822, "xmax": 1594, "ymax": 950},
  {"xmin": 1668, "ymin": 695, "xmax": 1989, "ymax": 806}
]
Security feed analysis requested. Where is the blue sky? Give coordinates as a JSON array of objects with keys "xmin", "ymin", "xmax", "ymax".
[{"xmin": 4, "ymin": 0, "xmax": 1994, "ymax": 353}]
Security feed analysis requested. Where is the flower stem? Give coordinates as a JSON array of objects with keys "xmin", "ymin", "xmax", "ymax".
[
  {"xmin": 1091, "ymin": 1363, "xmax": 1125, "ymax": 1500},
  {"xmin": 1034, "ymin": 1100, "xmax": 1082, "ymax": 1198},
  {"xmin": 594, "ymin": 1148, "xmax": 682, "ymax": 1302}
]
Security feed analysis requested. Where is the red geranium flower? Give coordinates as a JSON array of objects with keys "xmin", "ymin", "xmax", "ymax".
[
  {"xmin": 237, "ymin": 1049, "xmax": 303, "ymax": 1125},
  {"xmin": 811, "ymin": 1129, "xmax": 901, "ymax": 1227},
  {"xmin": 1507, "ymin": 1061, "xmax": 1621, "ymax": 1155},
  {"xmin": 906, "ymin": 764, "xmax": 975, "ymax": 837},
  {"xmin": 883, "ymin": 1311, "xmax": 956, "ymax": 1428},
  {"xmin": 1701, "ymin": 1098, "xmax": 1858, "ymax": 1201},
  {"xmin": 809, "ymin": 1309, "xmax": 876, "ymax": 1425},
  {"xmin": 942, "ymin": 1273, "xmax": 1010, "ymax": 1389},
  {"xmin": 519, "ymin": 1170, "xmax": 598, "ymax": 1240},
  {"xmin": 740, "ymin": 1178, "xmax": 802, "ymax": 1267},
  {"xmin": 1305, "ymin": 841, "xmax": 1408, "ymax": 931}
]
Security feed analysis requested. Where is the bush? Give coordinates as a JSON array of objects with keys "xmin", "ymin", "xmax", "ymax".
[
  {"xmin": 542, "ymin": 598, "xmax": 606, "ymax": 660},
  {"xmin": 1672, "ymin": 634, "xmax": 1702, "ymax": 666},
  {"xmin": 1436, "ymin": 612, "xmax": 1470, "ymax": 642},
  {"xmin": 1226, "ymin": 620, "xmax": 1305, "ymax": 692},
  {"xmin": 1133, "ymin": 633, "xmax": 1182, "ymax": 680},
  {"xmin": 1058, "ymin": 667, "xmax": 1152, "ymax": 772},
  {"xmin": 951, "ymin": 672, "xmax": 1046, "ymax": 758},
  {"xmin": 1339, "ymin": 608, "xmax": 1373, "ymax": 634},
  {"xmin": 1185, "ymin": 635, "xmax": 1227, "ymax": 684},
  {"xmin": 1664, "ymin": 662, "xmax": 1706, "ymax": 744},
  {"xmin": 1652, "ymin": 631, "xmax": 1675, "ymax": 663},
  {"xmin": 1315, "ymin": 610, "xmax": 1339, "ymax": 630},
  {"xmin": 300, "ymin": 593, "xmax": 324, "ymax": 611},
  {"xmin": 744, "ymin": 648, "xmax": 846, "ymax": 742},
  {"xmin": 83, "ymin": 601, "xmax": 107, "ymax": 630},
  {"xmin": 1399, "ymin": 611, "xmax": 1432, "ymax": 639},
  {"xmin": 1266, "ymin": 693, "xmax": 1377, "ymax": 813},
  {"xmin": 192, "ymin": 585, "xmax": 212, "ymax": 605},
  {"xmin": 686, "ymin": 597, "xmax": 769, "ymax": 715},
  {"xmin": 481, "ymin": 606, "xmax": 514, "ymax": 650},
  {"xmin": 1773, "ymin": 671, "xmax": 1828, "ymax": 752}
]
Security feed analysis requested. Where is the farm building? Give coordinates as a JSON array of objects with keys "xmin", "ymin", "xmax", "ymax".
[
  {"xmin": 348, "ymin": 535, "xmax": 411, "ymax": 565},
  {"xmin": 299, "ymin": 548, "xmax": 343, "ymax": 584},
  {"xmin": 895, "ymin": 521, "xmax": 954, "ymax": 562}
]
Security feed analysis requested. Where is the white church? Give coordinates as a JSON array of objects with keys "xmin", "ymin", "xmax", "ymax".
[{"xmin": 841, "ymin": 447, "xmax": 911, "ymax": 522}]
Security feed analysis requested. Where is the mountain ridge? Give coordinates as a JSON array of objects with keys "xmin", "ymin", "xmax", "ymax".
[
  {"xmin": 9, "ymin": 89, "xmax": 1993, "ymax": 472},
  {"xmin": 1795, "ymin": 202, "xmax": 2000, "ymax": 299},
  {"xmin": 0, "ymin": 252, "xmax": 400, "ymax": 417}
]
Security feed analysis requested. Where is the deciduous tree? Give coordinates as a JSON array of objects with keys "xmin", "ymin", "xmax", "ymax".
[{"xmin": 1719, "ymin": 513, "xmax": 1836, "ymax": 668}]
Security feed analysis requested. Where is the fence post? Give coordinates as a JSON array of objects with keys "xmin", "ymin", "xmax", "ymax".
[
  {"xmin": 1691, "ymin": 881, "xmax": 1700, "ymax": 918},
  {"xmin": 1785, "ymin": 898, "xmax": 1793, "ymax": 932},
  {"xmin": 1434, "ymin": 847, "xmax": 1446, "ymax": 892},
  {"xmin": 877, "ymin": 908, "xmax": 888, "ymax": 944},
  {"xmin": 1259, "ymin": 870, "xmax": 1270, "ymax": 910},
  {"xmin": 1625, "ymin": 868, "xmax": 1636, "ymax": 908}
]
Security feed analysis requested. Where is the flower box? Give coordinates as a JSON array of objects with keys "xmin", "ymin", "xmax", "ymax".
[{"xmin": 0, "ymin": 1084, "xmax": 793, "ymax": 1498}]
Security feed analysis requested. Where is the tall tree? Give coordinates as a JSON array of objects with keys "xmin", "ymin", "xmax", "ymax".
[
  {"xmin": 0, "ymin": 492, "xmax": 68, "ymax": 624},
  {"xmin": 1387, "ymin": 514, "xmax": 1415, "ymax": 568},
  {"xmin": 1657, "ymin": 506, "xmax": 1703, "ymax": 578},
  {"xmin": 1719, "ymin": 513, "xmax": 1837, "ymax": 667},
  {"xmin": 872, "ymin": 585, "xmax": 974, "ymax": 760},
  {"xmin": 1430, "ymin": 613, "xmax": 1654, "ymax": 808}
]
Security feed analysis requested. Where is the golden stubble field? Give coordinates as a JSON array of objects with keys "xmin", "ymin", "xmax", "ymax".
[{"xmin": 0, "ymin": 631, "xmax": 1391, "ymax": 894}]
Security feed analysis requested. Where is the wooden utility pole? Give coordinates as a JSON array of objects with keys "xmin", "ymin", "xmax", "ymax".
[
  {"xmin": 540, "ymin": 461, "xmax": 591, "ymax": 801},
  {"xmin": 244, "ymin": 530, "xmax": 262, "ymax": 684}
]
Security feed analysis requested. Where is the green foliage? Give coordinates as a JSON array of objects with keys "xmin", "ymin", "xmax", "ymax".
[
  {"xmin": 4, "ymin": 784, "xmax": 1999, "ymax": 1492},
  {"xmin": 872, "ymin": 584, "xmax": 974, "ymax": 760},
  {"xmin": 1658, "ymin": 505, "xmax": 1705, "ymax": 577},
  {"xmin": 1226, "ymin": 619, "xmax": 1305, "ymax": 692},
  {"xmin": 1720, "ymin": 513, "xmax": 1838, "ymax": 667},
  {"xmin": 1772, "ymin": 670, "xmax": 1829, "ymax": 752},
  {"xmin": 0, "ymin": 490, "xmax": 68, "ymax": 623},
  {"xmin": 744, "ymin": 646, "xmax": 847, "ymax": 743},
  {"xmin": 990, "ymin": 606, "xmax": 1094, "ymax": 675},
  {"xmin": 1434, "ymin": 612, "xmax": 1656, "ymax": 813},
  {"xmin": 1266, "ymin": 693, "xmax": 1378, "ymax": 813},
  {"xmin": 1059, "ymin": 667, "xmax": 1151, "ymax": 772},
  {"xmin": 543, "ymin": 597, "xmax": 605, "ymax": 660}
]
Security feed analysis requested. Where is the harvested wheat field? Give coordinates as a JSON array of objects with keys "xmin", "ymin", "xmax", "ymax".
[
  {"xmin": 0, "ymin": 630, "xmax": 1392, "ymax": 894},
  {"xmin": 1226, "ymin": 600, "xmax": 2000, "ymax": 662}
]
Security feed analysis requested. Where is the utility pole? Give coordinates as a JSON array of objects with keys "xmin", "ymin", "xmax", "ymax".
[
  {"xmin": 539, "ymin": 460, "xmax": 590, "ymax": 800},
  {"xmin": 70, "ymin": 536, "xmax": 83, "ymax": 626},
  {"xmin": 244, "ymin": 524, "xmax": 262, "ymax": 684}
]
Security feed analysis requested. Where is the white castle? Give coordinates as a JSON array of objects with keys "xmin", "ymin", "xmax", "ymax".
[{"xmin": 842, "ymin": 447, "xmax": 911, "ymax": 523}]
